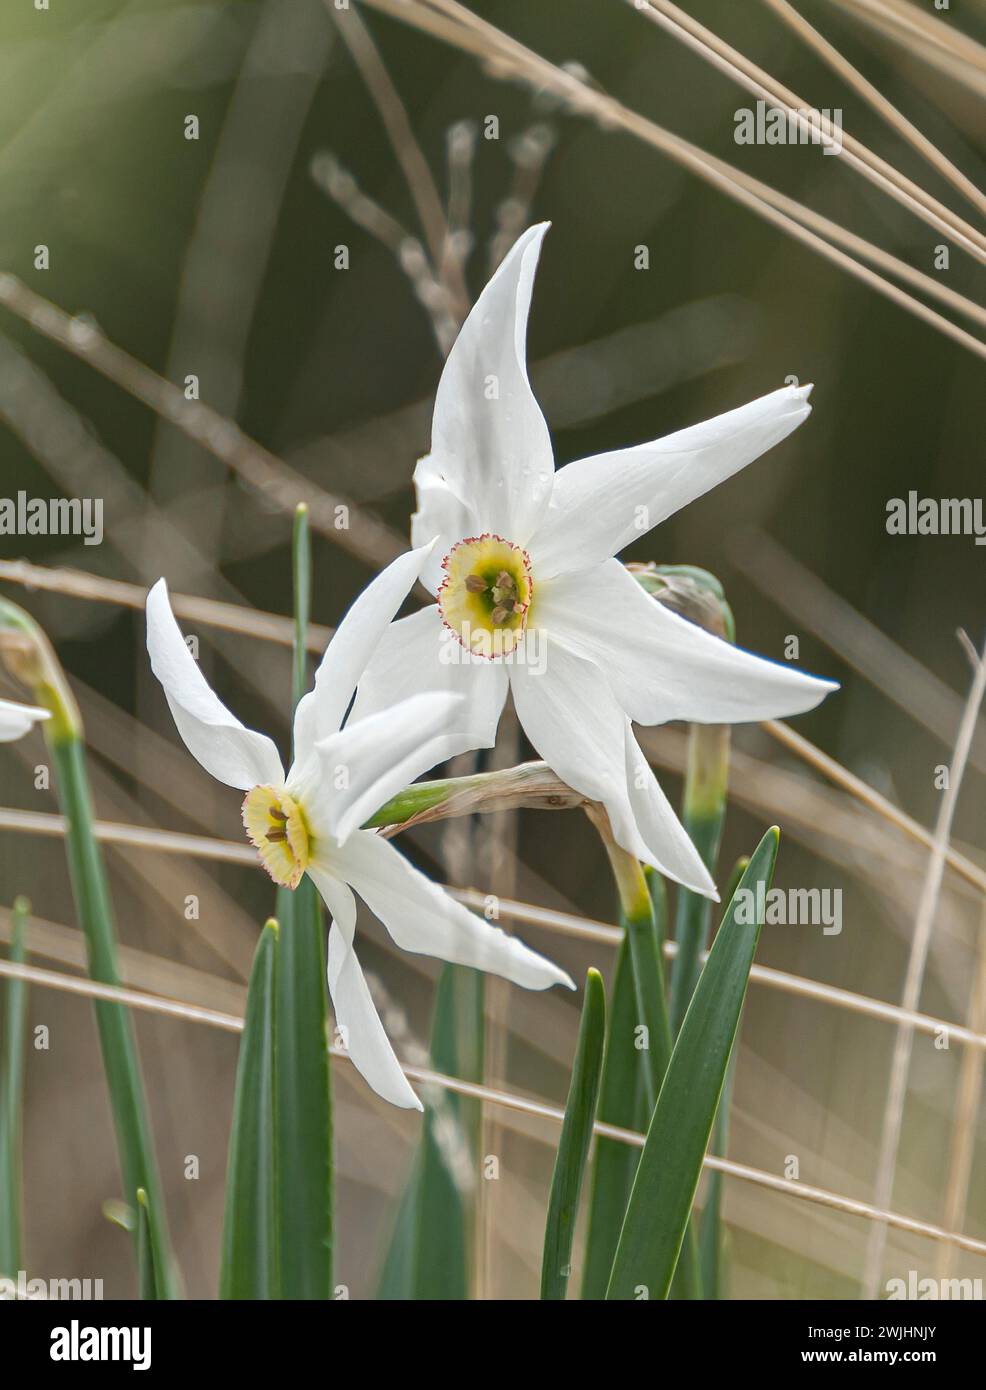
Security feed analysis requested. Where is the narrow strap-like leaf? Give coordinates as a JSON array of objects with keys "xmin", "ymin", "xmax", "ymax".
[
  {"xmin": 378, "ymin": 963, "xmax": 473, "ymax": 1299},
  {"xmin": 274, "ymin": 504, "xmax": 333, "ymax": 1300},
  {"xmin": 607, "ymin": 829, "xmax": 779, "ymax": 1300},
  {"xmin": 0, "ymin": 896, "xmax": 29, "ymax": 1273},
  {"xmin": 220, "ymin": 920, "xmax": 279, "ymax": 1300},
  {"xmin": 580, "ymin": 937, "xmax": 645, "ymax": 1298},
  {"xmin": 541, "ymin": 969, "xmax": 606, "ymax": 1300}
]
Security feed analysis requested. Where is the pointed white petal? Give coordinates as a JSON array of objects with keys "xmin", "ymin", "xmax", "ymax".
[
  {"xmin": 0, "ymin": 698, "xmax": 50, "ymax": 743},
  {"xmin": 509, "ymin": 639, "xmax": 716, "ymax": 895},
  {"xmin": 623, "ymin": 724, "xmax": 718, "ymax": 900},
  {"xmin": 308, "ymin": 865, "xmax": 422, "ymax": 1111},
  {"xmin": 428, "ymin": 223, "xmax": 554, "ymax": 542},
  {"xmin": 347, "ymin": 604, "xmax": 508, "ymax": 748},
  {"xmin": 0, "ymin": 700, "xmax": 49, "ymax": 745},
  {"xmin": 410, "ymin": 454, "xmax": 478, "ymax": 595},
  {"xmin": 529, "ymin": 385, "xmax": 813, "ymax": 577},
  {"xmin": 292, "ymin": 542, "xmax": 436, "ymax": 767},
  {"xmin": 145, "ymin": 579, "xmax": 283, "ymax": 790},
  {"xmin": 538, "ymin": 559, "xmax": 837, "ymax": 725},
  {"xmin": 310, "ymin": 691, "xmax": 474, "ymax": 847},
  {"xmin": 341, "ymin": 830, "xmax": 574, "ymax": 991}
]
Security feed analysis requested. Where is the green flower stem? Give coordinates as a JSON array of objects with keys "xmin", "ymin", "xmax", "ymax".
[
  {"xmin": 0, "ymin": 599, "xmax": 178, "ymax": 1298},
  {"xmin": 0, "ymin": 896, "xmax": 29, "ymax": 1274},
  {"xmin": 276, "ymin": 502, "xmax": 333, "ymax": 1299},
  {"xmin": 591, "ymin": 816, "xmax": 671, "ymax": 1108},
  {"xmin": 629, "ymin": 564, "xmax": 735, "ymax": 1041},
  {"xmin": 669, "ymin": 722, "xmax": 730, "ymax": 1036}
]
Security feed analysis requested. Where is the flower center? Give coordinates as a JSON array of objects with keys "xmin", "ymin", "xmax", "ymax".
[
  {"xmin": 437, "ymin": 534, "xmax": 533, "ymax": 658},
  {"xmin": 242, "ymin": 785, "xmax": 311, "ymax": 889}
]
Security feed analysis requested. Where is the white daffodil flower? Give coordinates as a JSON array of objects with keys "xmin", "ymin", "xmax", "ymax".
[
  {"xmin": 0, "ymin": 698, "xmax": 50, "ymax": 741},
  {"xmin": 145, "ymin": 547, "xmax": 572, "ymax": 1111},
  {"xmin": 350, "ymin": 223, "xmax": 838, "ymax": 899}
]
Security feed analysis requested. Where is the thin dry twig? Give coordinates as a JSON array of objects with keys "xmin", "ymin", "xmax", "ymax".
[
  {"xmin": 3, "ymin": 804, "xmax": 986, "ymax": 1051},
  {"xmin": 328, "ymin": 0, "xmax": 470, "ymax": 317},
  {"xmin": 631, "ymin": 0, "xmax": 986, "ymax": 259},
  {"xmin": 358, "ymin": 0, "xmax": 986, "ymax": 361},
  {"xmin": 0, "ymin": 557, "xmax": 334, "ymax": 653},
  {"xmin": 760, "ymin": 0, "xmax": 986, "ymax": 218},
  {"xmin": 863, "ymin": 631, "xmax": 986, "ymax": 1297},
  {"xmin": 2, "ymin": 954, "xmax": 985, "ymax": 1259},
  {"xmin": 937, "ymin": 897, "xmax": 986, "ymax": 1278},
  {"xmin": 0, "ymin": 274, "xmax": 409, "ymax": 569}
]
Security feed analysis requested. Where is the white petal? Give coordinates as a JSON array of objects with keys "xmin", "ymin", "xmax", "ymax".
[
  {"xmin": 410, "ymin": 454, "xmax": 478, "ymax": 595},
  {"xmin": 292, "ymin": 542, "xmax": 436, "ymax": 767},
  {"xmin": 509, "ymin": 639, "xmax": 716, "ymax": 896},
  {"xmin": 340, "ymin": 830, "xmax": 574, "ymax": 991},
  {"xmin": 0, "ymin": 698, "xmax": 50, "ymax": 742},
  {"xmin": 623, "ymin": 724, "xmax": 718, "ymax": 900},
  {"xmin": 529, "ymin": 384, "xmax": 813, "ymax": 577},
  {"xmin": 348, "ymin": 604, "xmax": 508, "ymax": 748},
  {"xmin": 309, "ymin": 691, "xmax": 475, "ymax": 847},
  {"xmin": 309, "ymin": 865, "xmax": 422, "ymax": 1111},
  {"xmin": 145, "ymin": 579, "xmax": 284, "ymax": 791},
  {"xmin": 538, "ymin": 559, "xmax": 838, "ymax": 725},
  {"xmin": 428, "ymin": 223, "xmax": 554, "ymax": 543}
]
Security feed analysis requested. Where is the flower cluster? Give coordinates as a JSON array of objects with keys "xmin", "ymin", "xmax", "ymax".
[{"xmin": 145, "ymin": 225, "xmax": 836, "ymax": 1108}]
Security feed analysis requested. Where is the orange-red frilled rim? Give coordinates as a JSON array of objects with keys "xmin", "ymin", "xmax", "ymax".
[
  {"xmin": 437, "ymin": 533, "xmax": 533, "ymax": 658},
  {"xmin": 242, "ymin": 784, "xmax": 312, "ymax": 889}
]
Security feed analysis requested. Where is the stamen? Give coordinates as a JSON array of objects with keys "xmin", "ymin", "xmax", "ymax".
[
  {"xmin": 242, "ymin": 785, "xmax": 312, "ymax": 889},
  {"xmin": 437, "ymin": 533, "xmax": 534, "ymax": 659}
]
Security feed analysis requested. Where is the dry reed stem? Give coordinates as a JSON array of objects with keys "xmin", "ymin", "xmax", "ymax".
[
  {"xmin": 2, "ymin": 954, "xmax": 985, "ymax": 1259},
  {"xmin": 863, "ymin": 633, "xmax": 986, "ymax": 1296}
]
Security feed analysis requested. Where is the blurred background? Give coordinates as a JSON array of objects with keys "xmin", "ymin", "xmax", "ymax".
[{"xmin": 0, "ymin": 0, "xmax": 984, "ymax": 1298}]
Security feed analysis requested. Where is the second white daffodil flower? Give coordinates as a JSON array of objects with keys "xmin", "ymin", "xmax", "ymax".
[
  {"xmin": 146, "ymin": 546, "xmax": 572, "ymax": 1111},
  {"xmin": 350, "ymin": 223, "xmax": 837, "ymax": 898},
  {"xmin": 0, "ymin": 698, "xmax": 50, "ymax": 741}
]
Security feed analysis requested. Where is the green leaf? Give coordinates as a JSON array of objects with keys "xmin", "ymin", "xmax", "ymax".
[
  {"xmin": 541, "ymin": 968, "xmax": 606, "ymax": 1300},
  {"xmin": 669, "ymin": 725, "xmax": 729, "ymax": 1037},
  {"xmin": 135, "ymin": 1189, "xmax": 157, "ymax": 1301},
  {"xmin": 0, "ymin": 896, "xmax": 29, "ymax": 1273},
  {"xmin": 580, "ymin": 936, "xmax": 645, "ymax": 1298},
  {"xmin": 51, "ymin": 735, "xmax": 179, "ymax": 1297},
  {"xmin": 273, "ymin": 506, "xmax": 333, "ymax": 1299},
  {"xmin": 378, "ymin": 964, "xmax": 475, "ymax": 1300},
  {"xmin": 698, "ymin": 854, "xmax": 748, "ymax": 1301},
  {"xmin": 607, "ymin": 828, "xmax": 779, "ymax": 1300},
  {"xmin": 220, "ymin": 919, "xmax": 279, "ymax": 1300},
  {"xmin": 0, "ymin": 601, "xmax": 177, "ymax": 1294}
]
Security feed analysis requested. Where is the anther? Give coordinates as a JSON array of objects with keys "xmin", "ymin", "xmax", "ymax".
[
  {"xmin": 266, "ymin": 829, "xmax": 287, "ymax": 842},
  {"xmin": 465, "ymin": 574, "xmax": 487, "ymax": 593},
  {"xmin": 269, "ymin": 806, "xmax": 288, "ymax": 821}
]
